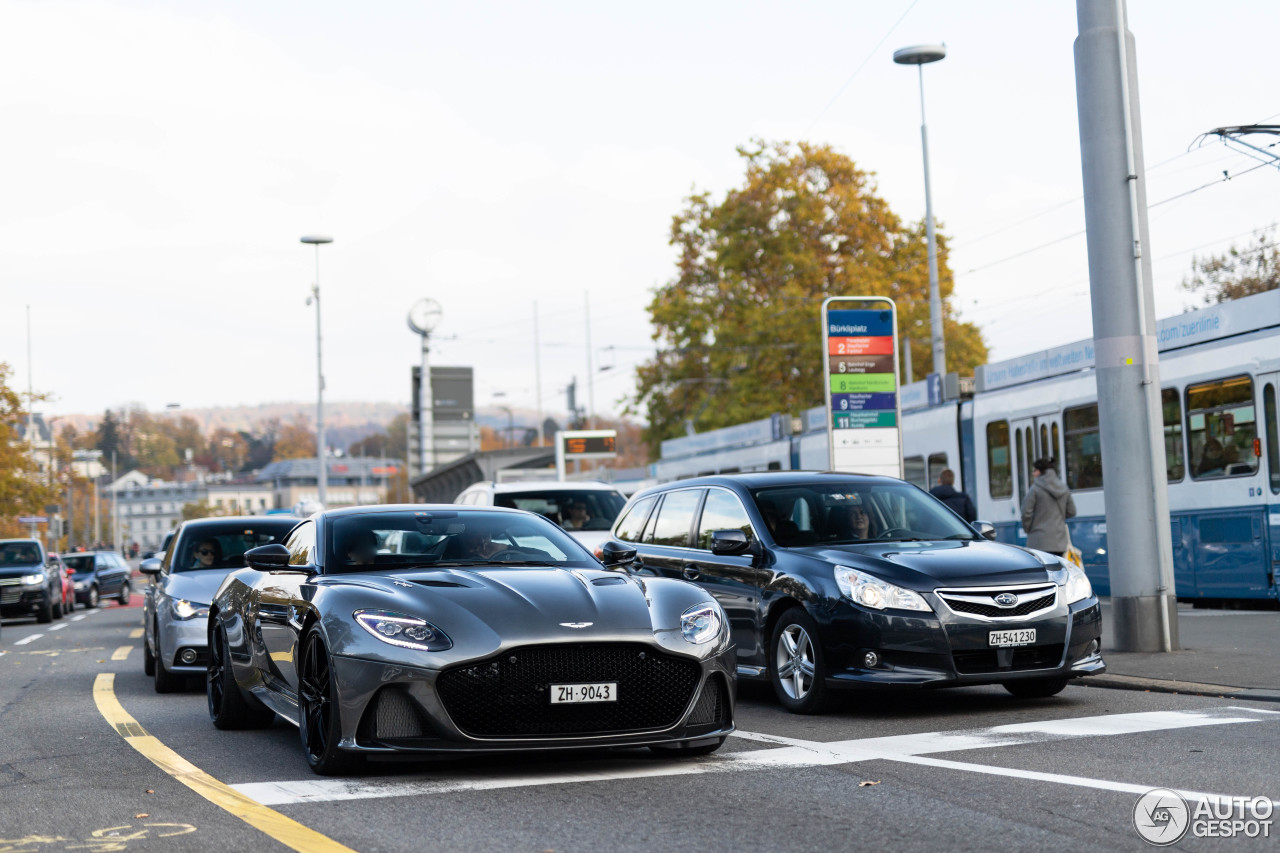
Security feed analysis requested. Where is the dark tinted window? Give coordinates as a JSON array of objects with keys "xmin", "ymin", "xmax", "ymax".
[
  {"xmin": 696, "ymin": 490, "xmax": 754, "ymax": 550},
  {"xmin": 753, "ymin": 481, "xmax": 976, "ymax": 546},
  {"xmin": 614, "ymin": 496, "xmax": 656, "ymax": 543},
  {"xmin": 1265, "ymin": 383, "xmax": 1279, "ymax": 494},
  {"xmin": 325, "ymin": 510, "xmax": 594, "ymax": 573},
  {"xmin": 646, "ymin": 490, "xmax": 703, "ymax": 547},
  {"xmin": 173, "ymin": 521, "xmax": 296, "ymax": 573},
  {"xmin": 63, "ymin": 554, "xmax": 95, "ymax": 573},
  {"xmin": 987, "ymin": 421, "xmax": 1012, "ymax": 499},
  {"xmin": 1163, "ymin": 388, "xmax": 1185, "ymax": 482},
  {"xmin": 493, "ymin": 489, "xmax": 626, "ymax": 530},
  {"xmin": 1064, "ymin": 405, "xmax": 1103, "ymax": 490},
  {"xmin": 0, "ymin": 541, "xmax": 42, "ymax": 565}
]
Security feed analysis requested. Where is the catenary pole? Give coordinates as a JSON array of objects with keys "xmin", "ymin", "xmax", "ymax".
[{"xmin": 1073, "ymin": 0, "xmax": 1176, "ymax": 651}]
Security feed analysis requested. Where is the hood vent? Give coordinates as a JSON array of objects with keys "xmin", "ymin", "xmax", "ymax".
[
  {"xmin": 412, "ymin": 579, "xmax": 469, "ymax": 588},
  {"xmin": 591, "ymin": 576, "xmax": 627, "ymax": 587}
]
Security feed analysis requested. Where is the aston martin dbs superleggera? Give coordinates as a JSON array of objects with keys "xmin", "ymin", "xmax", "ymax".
[{"xmin": 207, "ymin": 505, "xmax": 735, "ymax": 774}]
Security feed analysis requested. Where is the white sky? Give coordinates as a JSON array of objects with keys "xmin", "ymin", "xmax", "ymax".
[{"xmin": 4, "ymin": 0, "xmax": 1277, "ymax": 426}]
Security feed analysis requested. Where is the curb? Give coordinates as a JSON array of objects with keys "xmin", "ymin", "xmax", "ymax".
[{"xmin": 1082, "ymin": 673, "xmax": 1280, "ymax": 704}]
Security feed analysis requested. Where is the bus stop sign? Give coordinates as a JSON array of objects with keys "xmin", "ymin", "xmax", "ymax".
[{"xmin": 821, "ymin": 297, "xmax": 903, "ymax": 478}]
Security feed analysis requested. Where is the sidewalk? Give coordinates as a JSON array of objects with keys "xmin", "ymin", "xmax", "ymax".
[{"xmin": 1086, "ymin": 599, "xmax": 1280, "ymax": 702}]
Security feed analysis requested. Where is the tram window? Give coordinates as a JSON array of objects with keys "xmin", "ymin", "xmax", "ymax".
[
  {"xmin": 1051, "ymin": 422, "xmax": 1060, "ymax": 463},
  {"xmin": 1015, "ymin": 428, "xmax": 1026, "ymax": 501},
  {"xmin": 986, "ymin": 421, "xmax": 1012, "ymax": 499},
  {"xmin": 1163, "ymin": 388, "xmax": 1185, "ymax": 482},
  {"xmin": 928, "ymin": 453, "xmax": 948, "ymax": 486},
  {"xmin": 1064, "ymin": 404, "xmax": 1104, "ymax": 490},
  {"xmin": 1187, "ymin": 375, "xmax": 1258, "ymax": 480},
  {"xmin": 904, "ymin": 456, "xmax": 927, "ymax": 489},
  {"xmin": 1039, "ymin": 425, "xmax": 1049, "ymax": 462},
  {"xmin": 1264, "ymin": 384, "xmax": 1279, "ymax": 494}
]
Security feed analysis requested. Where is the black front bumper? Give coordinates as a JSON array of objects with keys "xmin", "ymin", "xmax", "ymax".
[
  {"xmin": 816, "ymin": 596, "xmax": 1105, "ymax": 690},
  {"xmin": 0, "ymin": 587, "xmax": 49, "ymax": 616}
]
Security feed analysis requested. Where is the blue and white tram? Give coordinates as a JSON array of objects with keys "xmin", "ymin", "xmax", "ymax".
[{"xmin": 906, "ymin": 290, "xmax": 1280, "ymax": 602}]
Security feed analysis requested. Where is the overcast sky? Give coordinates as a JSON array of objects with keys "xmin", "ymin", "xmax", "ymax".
[{"xmin": 4, "ymin": 0, "xmax": 1277, "ymax": 426}]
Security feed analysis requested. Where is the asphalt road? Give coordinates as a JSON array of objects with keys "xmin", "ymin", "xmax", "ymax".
[{"xmin": 3, "ymin": 602, "xmax": 1278, "ymax": 853}]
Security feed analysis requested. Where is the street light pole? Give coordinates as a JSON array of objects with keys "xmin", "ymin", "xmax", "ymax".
[
  {"xmin": 301, "ymin": 235, "xmax": 333, "ymax": 508},
  {"xmin": 894, "ymin": 44, "xmax": 948, "ymax": 379}
]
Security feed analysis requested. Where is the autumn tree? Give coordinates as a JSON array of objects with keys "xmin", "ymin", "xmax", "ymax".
[
  {"xmin": 633, "ymin": 141, "xmax": 987, "ymax": 453},
  {"xmin": 348, "ymin": 413, "xmax": 411, "ymax": 459},
  {"xmin": 0, "ymin": 363, "xmax": 60, "ymax": 537},
  {"xmin": 1182, "ymin": 226, "xmax": 1279, "ymax": 305},
  {"xmin": 273, "ymin": 417, "xmax": 317, "ymax": 461}
]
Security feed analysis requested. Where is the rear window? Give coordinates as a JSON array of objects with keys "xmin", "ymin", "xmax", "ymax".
[{"xmin": 172, "ymin": 521, "xmax": 297, "ymax": 572}]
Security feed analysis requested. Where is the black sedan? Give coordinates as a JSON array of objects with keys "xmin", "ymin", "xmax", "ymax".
[
  {"xmin": 606, "ymin": 472, "xmax": 1105, "ymax": 714},
  {"xmin": 207, "ymin": 505, "xmax": 735, "ymax": 774}
]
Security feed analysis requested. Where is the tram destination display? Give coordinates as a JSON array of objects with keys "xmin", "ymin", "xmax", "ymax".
[{"xmin": 821, "ymin": 297, "xmax": 903, "ymax": 478}]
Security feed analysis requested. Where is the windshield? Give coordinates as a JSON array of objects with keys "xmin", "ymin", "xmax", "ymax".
[
  {"xmin": 326, "ymin": 509, "xmax": 597, "ymax": 574},
  {"xmin": 0, "ymin": 542, "xmax": 42, "ymax": 566},
  {"xmin": 63, "ymin": 555, "xmax": 95, "ymax": 572},
  {"xmin": 751, "ymin": 482, "xmax": 978, "ymax": 546},
  {"xmin": 493, "ymin": 489, "xmax": 626, "ymax": 531},
  {"xmin": 173, "ymin": 521, "xmax": 297, "ymax": 572}
]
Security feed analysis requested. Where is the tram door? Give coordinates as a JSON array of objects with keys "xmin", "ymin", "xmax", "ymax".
[
  {"xmin": 1263, "ymin": 374, "xmax": 1280, "ymax": 596},
  {"xmin": 1009, "ymin": 413, "xmax": 1065, "ymax": 509}
]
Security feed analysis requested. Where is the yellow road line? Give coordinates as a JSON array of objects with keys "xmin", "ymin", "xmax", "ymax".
[
  {"xmin": 111, "ymin": 646, "xmax": 132, "ymax": 661},
  {"xmin": 129, "ymin": 628, "xmax": 144, "ymax": 639},
  {"xmin": 92, "ymin": 673, "xmax": 356, "ymax": 853}
]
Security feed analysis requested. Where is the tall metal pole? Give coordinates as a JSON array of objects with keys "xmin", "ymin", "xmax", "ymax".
[
  {"xmin": 420, "ymin": 333, "xmax": 433, "ymax": 475},
  {"xmin": 93, "ymin": 477, "xmax": 100, "ymax": 546},
  {"xmin": 534, "ymin": 301, "xmax": 544, "ymax": 446},
  {"xmin": 26, "ymin": 306, "xmax": 36, "ymax": 512},
  {"xmin": 1074, "ymin": 0, "xmax": 1176, "ymax": 652},
  {"xmin": 918, "ymin": 66, "xmax": 946, "ymax": 378},
  {"xmin": 313, "ymin": 246, "xmax": 327, "ymax": 508}
]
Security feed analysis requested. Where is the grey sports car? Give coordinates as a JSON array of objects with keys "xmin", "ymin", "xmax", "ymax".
[{"xmin": 207, "ymin": 505, "xmax": 736, "ymax": 774}]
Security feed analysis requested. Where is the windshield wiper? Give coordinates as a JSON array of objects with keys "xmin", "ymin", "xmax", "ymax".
[{"xmin": 943, "ymin": 533, "xmax": 980, "ymax": 540}]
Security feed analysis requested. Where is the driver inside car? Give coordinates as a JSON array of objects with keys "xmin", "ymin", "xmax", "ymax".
[{"xmin": 826, "ymin": 499, "xmax": 875, "ymax": 541}]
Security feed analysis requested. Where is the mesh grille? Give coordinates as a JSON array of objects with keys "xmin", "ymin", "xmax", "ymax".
[
  {"xmin": 437, "ymin": 643, "xmax": 701, "ymax": 738},
  {"xmin": 953, "ymin": 643, "xmax": 1065, "ymax": 674},
  {"xmin": 359, "ymin": 688, "xmax": 430, "ymax": 740},
  {"xmin": 686, "ymin": 675, "xmax": 728, "ymax": 726},
  {"xmin": 940, "ymin": 589, "xmax": 1056, "ymax": 618}
]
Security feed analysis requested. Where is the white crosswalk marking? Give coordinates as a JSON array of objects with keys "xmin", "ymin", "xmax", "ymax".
[
  {"xmin": 230, "ymin": 706, "xmax": 1280, "ymax": 806},
  {"xmin": 48, "ymin": 623, "xmax": 67, "ymax": 631}
]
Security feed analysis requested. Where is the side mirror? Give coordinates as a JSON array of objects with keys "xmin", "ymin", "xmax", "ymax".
[
  {"xmin": 598, "ymin": 540, "xmax": 637, "ymax": 568},
  {"xmin": 65, "ymin": 568, "xmax": 75, "ymax": 576},
  {"xmin": 245, "ymin": 543, "xmax": 293, "ymax": 570},
  {"xmin": 710, "ymin": 529, "xmax": 751, "ymax": 556},
  {"xmin": 972, "ymin": 520, "xmax": 998, "ymax": 541},
  {"xmin": 139, "ymin": 558, "xmax": 163, "ymax": 576}
]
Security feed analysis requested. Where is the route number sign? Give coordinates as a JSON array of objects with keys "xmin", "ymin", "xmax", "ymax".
[{"xmin": 821, "ymin": 297, "xmax": 903, "ymax": 478}]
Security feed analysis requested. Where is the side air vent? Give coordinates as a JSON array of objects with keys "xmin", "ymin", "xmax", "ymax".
[{"xmin": 591, "ymin": 577, "xmax": 627, "ymax": 587}]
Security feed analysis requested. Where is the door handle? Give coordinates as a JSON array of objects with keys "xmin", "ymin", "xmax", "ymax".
[{"xmin": 681, "ymin": 564, "xmax": 701, "ymax": 581}]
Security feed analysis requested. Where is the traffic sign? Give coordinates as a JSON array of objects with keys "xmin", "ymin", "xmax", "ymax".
[
  {"xmin": 554, "ymin": 429, "xmax": 618, "ymax": 479},
  {"xmin": 822, "ymin": 298, "xmax": 903, "ymax": 478},
  {"xmin": 17, "ymin": 516, "xmax": 48, "ymax": 524}
]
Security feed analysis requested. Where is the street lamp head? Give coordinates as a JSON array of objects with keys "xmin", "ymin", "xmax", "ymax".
[
  {"xmin": 893, "ymin": 44, "xmax": 947, "ymax": 65},
  {"xmin": 300, "ymin": 235, "xmax": 334, "ymax": 245}
]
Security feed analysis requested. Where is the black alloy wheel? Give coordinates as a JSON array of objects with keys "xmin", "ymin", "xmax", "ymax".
[
  {"xmin": 143, "ymin": 631, "xmax": 155, "ymax": 676},
  {"xmin": 35, "ymin": 592, "xmax": 54, "ymax": 624},
  {"xmin": 649, "ymin": 737, "xmax": 727, "ymax": 757},
  {"xmin": 208, "ymin": 621, "xmax": 274, "ymax": 730},
  {"xmin": 117, "ymin": 582, "xmax": 131, "ymax": 606},
  {"xmin": 85, "ymin": 585, "xmax": 99, "ymax": 609},
  {"xmin": 298, "ymin": 627, "xmax": 360, "ymax": 775},
  {"xmin": 1003, "ymin": 677, "xmax": 1069, "ymax": 698},
  {"xmin": 52, "ymin": 595, "xmax": 63, "ymax": 620},
  {"xmin": 769, "ymin": 607, "xmax": 831, "ymax": 715}
]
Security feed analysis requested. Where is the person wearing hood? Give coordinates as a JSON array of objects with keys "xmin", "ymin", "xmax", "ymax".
[
  {"xmin": 1022, "ymin": 458, "xmax": 1076, "ymax": 556},
  {"xmin": 929, "ymin": 469, "xmax": 976, "ymax": 522}
]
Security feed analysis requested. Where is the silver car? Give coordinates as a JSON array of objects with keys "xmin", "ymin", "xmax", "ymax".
[{"xmin": 141, "ymin": 516, "xmax": 298, "ymax": 693}]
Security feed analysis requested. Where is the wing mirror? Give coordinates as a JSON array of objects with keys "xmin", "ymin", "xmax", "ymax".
[
  {"xmin": 139, "ymin": 558, "xmax": 163, "ymax": 576},
  {"xmin": 710, "ymin": 529, "xmax": 751, "ymax": 556},
  {"xmin": 245, "ymin": 543, "xmax": 293, "ymax": 570},
  {"xmin": 972, "ymin": 520, "xmax": 998, "ymax": 541},
  {"xmin": 598, "ymin": 540, "xmax": 637, "ymax": 568}
]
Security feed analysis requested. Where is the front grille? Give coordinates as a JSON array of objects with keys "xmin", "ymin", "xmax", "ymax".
[
  {"xmin": 937, "ymin": 586, "xmax": 1057, "ymax": 619},
  {"xmin": 953, "ymin": 643, "xmax": 1065, "ymax": 674},
  {"xmin": 0, "ymin": 589, "xmax": 22, "ymax": 605},
  {"xmin": 359, "ymin": 688, "xmax": 430, "ymax": 741},
  {"xmin": 687, "ymin": 674, "xmax": 729, "ymax": 727},
  {"xmin": 0, "ymin": 578, "xmax": 22, "ymax": 585},
  {"xmin": 437, "ymin": 643, "xmax": 701, "ymax": 738}
]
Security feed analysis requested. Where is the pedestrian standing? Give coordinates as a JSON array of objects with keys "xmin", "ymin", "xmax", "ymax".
[
  {"xmin": 929, "ymin": 469, "xmax": 976, "ymax": 522},
  {"xmin": 1021, "ymin": 458, "xmax": 1076, "ymax": 556}
]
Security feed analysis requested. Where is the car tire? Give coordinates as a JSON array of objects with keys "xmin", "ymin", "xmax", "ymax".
[
  {"xmin": 52, "ymin": 596, "xmax": 63, "ymax": 620},
  {"xmin": 153, "ymin": 627, "xmax": 184, "ymax": 694},
  {"xmin": 208, "ymin": 621, "xmax": 274, "ymax": 730},
  {"xmin": 36, "ymin": 594, "xmax": 54, "ymax": 624},
  {"xmin": 1003, "ymin": 677, "xmax": 1070, "ymax": 699},
  {"xmin": 64, "ymin": 592, "xmax": 74, "ymax": 614},
  {"xmin": 769, "ymin": 607, "xmax": 831, "ymax": 715},
  {"xmin": 117, "ymin": 582, "xmax": 131, "ymax": 606},
  {"xmin": 143, "ymin": 633, "xmax": 156, "ymax": 676},
  {"xmin": 298, "ymin": 626, "xmax": 361, "ymax": 776},
  {"xmin": 85, "ymin": 585, "xmax": 99, "ymax": 609},
  {"xmin": 648, "ymin": 736, "xmax": 726, "ymax": 757}
]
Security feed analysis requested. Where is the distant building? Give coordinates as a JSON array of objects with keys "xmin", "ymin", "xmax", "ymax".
[
  {"xmin": 255, "ymin": 457, "xmax": 400, "ymax": 510},
  {"xmin": 110, "ymin": 474, "xmax": 275, "ymax": 550}
]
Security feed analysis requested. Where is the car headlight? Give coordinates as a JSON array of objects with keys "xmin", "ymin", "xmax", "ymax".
[
  {"xmin": 171, "ymin": 599, "xmax": 210, "ymax": 620},
  {"xmin": 21, "ymin": 572, "xmax": 45, "ymax": 586},
  {"xmin": 835, "ymin": 565, "xmax": 932, "ymax": 612},
  {"xmin": 680, "ymin": 603, "xmax": 724, "ymax": 645},
  {"xmin": 354, "ymin": 610, "xmax": 452, "ymax": 651},
  {"xmin": 1062, "ymin": 562, "xmax": 1094, "ymax": 604}
]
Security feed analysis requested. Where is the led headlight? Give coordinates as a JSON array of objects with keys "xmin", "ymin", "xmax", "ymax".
[
  {"xmin": 1062, "ymin": 562, "xmax": 1094, "ymax": 604},
  {"xmin": 21, "ymin": 572, "xmax": 45, "ymax": 586},
  {"xmin": 354, "ymin": 610, "xmax": 452, "ymax": 651},
  {"xmin": 171, "ymin": 599, "xmax": 210, "ymax": 620},
  {"xmin": 835, "ymin": 566, "xmax": 932, "ymax": 612},
  {"xmin": 680, "ymin": 603, "xmax": 724, "ymax": 645}
]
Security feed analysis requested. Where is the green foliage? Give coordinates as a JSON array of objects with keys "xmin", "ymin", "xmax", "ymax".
[
  {"xmin": 1182, "ymin": 226, "xmax": 1280, "ymax": 305},
  {"xmin": 181, "ymin": 500, "xmax": 219, "ymax": 521},
  {"xmin": 633, "ymin": 140, "xmax": 987, "ymax": 452}
]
